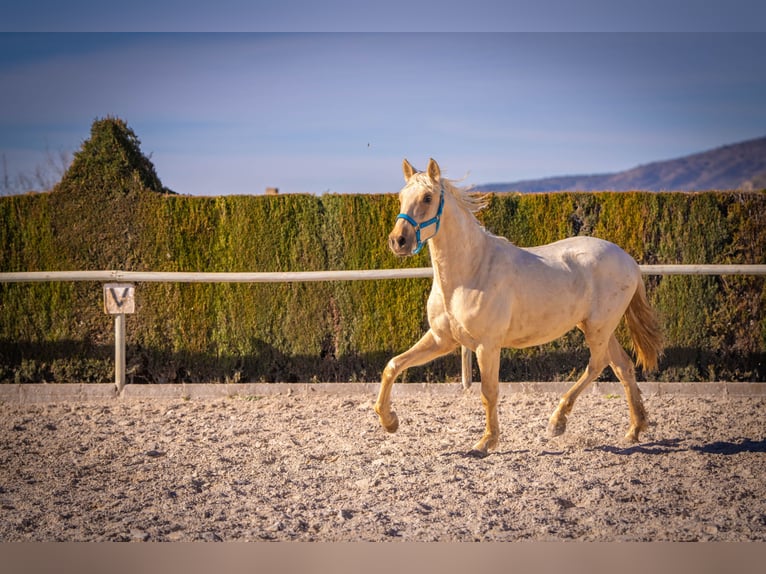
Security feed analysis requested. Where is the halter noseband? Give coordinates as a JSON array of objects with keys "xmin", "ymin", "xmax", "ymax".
[{"xmin": 396, "ymin": 185, "xmax": 445, "ymax": 255}]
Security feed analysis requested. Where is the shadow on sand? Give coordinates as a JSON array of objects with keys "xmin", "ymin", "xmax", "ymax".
[{"xmin": 588, "ymin": 437, "xmax": 766, "ymax": 456}]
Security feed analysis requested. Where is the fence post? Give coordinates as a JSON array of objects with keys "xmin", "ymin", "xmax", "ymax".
[
  {"xmin": 103, "ymin": 283, "xmax": 135, "ymax": 393},
  {"xmin": 461, "ymin": 346, "xmax": 473, "ymax": 389},
  {"xmin": 114, "ymin": 313, "xmax": 126, "ymax": 392}
]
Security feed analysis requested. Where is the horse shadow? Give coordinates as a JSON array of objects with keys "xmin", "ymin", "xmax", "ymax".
[
  {"xmin": 587, "ymin": 437, "xmax": 766, "ymax": 456},
  {"xmin": 587, "ymin": 438, "xmax": 685, "ymax": 455},
  {"xmin": 441, "ymin": 437, "xmax": 766, "ymax": 459},
  {"xmin": 690, "ymin": 438, "xmax": 766, "ymax": 455},
  {"xmin": 440, "ymin": 448, "xmax": 532, "ymax": 460}
]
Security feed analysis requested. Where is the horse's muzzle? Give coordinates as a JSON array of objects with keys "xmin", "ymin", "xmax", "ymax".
[{"xmin": 388, "ymin": 224, "xmax": 414, "ymax": 257}]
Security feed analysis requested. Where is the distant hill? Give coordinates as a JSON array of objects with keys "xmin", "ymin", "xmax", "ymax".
[{"xmin": 478, "ymin": 136, "xmax": 766, "ymax": 193}]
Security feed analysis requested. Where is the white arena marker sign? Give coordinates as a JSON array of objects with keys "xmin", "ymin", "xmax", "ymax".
[
  {"xmin": 104, "ymin": 283, "xmax": 135, "ymax": 315},
  {"xmin": 103, "ymin": 283, "xmax": 135, "ymax": 393}
]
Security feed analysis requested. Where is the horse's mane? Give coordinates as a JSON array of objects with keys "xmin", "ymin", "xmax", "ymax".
[
  {"xmin": 442, "ymin": 177, "xmax": 489, "ymax": 216},
  {"xmin": 408, "ymin": 170, "xmax": 489, "ymax": 218}
]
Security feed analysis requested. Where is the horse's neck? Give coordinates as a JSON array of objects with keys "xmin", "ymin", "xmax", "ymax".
[{"xmin": 428, "ymin": 203, "xmax": 493, "ymax": 290}]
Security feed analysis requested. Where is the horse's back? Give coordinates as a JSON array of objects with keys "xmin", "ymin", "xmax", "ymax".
[
  {"xmin": 525, "ymin": 235, "xmax": 624, "ymax": 259},
  {"xmin": 525, "ymin": 235, "xmax": 639, "ymax": 279},
  {"xmin": 495, "ymin": 236, "xmax": 641, "ymax": 347}
]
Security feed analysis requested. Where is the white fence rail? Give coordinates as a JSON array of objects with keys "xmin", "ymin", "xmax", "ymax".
[
  {"xmin": 1, "ymin": 265, "xmax": 765, "ymax": 284},
  {"xmin": 2, "ymin": 265, "xmax": 765, "ymax": 393}
]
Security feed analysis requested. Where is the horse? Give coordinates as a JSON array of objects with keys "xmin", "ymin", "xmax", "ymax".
[{"xmin": 374, "ymin": 158, "xmax": 663, "ymax": 455}]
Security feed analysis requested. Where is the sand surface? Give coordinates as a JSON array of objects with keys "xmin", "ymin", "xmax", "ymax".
[{"xmin": 2, "ymin": 388, "xmax": 765, "ymax": 541}]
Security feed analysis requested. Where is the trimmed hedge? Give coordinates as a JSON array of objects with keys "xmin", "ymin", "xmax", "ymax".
[{"xmin": 1, "ymin": 118, "xmax": 765, "ymax": 383}]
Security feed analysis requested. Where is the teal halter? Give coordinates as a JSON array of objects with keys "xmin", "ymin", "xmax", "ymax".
[{"xmin": 396, "ymin": 186, "xmax": 445, "ymax": 255}]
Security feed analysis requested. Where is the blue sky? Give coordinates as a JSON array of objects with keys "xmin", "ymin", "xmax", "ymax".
[{"xmin": 1, "ymin": 5, "xmax": 765, "ymax": 195}]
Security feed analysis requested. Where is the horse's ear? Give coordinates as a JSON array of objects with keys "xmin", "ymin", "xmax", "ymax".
[
  {"xmin": 427, "ymin": 158, "xmax": 441, "ymax": 183},
  {"xmin": 402, "ymin": 159, "xmax": 416, "ymax": 182}
]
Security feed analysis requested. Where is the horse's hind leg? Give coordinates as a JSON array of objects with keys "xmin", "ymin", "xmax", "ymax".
[
  {"xmin": 547, "ymin": 334, "xmax": 609, "ymax": 438},
  {"xmin": 374, "ymin": 329, "xmax": 456, "ymax": 434},
  {"xmin": 607, "ymin": 335, "xmax": 647, "ymax": 443}
]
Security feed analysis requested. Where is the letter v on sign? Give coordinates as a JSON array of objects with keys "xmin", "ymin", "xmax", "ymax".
[{"xmin": 103, "ymin": 283, "xmax": 135, "ymax": 314}]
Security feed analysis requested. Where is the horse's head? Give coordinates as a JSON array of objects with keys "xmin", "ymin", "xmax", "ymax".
[{"xmin": 389, "ymin": 158, "xmax": 445, "ymax": 257}]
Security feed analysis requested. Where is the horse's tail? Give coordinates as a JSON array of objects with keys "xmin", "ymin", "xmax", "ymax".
[{"xmin": 625, "ymin": 280, "xmax": 664, "ymax": 371}]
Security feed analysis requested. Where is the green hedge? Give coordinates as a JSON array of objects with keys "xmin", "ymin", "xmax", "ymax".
[{"xmin": 1, "ymin": 118, "xmax": 765, "ymax": 383}]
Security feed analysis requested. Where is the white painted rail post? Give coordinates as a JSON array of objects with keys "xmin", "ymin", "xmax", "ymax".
[
  {"xmin": 114, "ymin": 313, "xmax": 126, "ymax": 391},
  {"xmin": 103, "ymin": 284, "xmax": 135, "ymax": 393},
  {"xmin": 461, "ymin": 346, "xmax": 473, "ymax": 389}
]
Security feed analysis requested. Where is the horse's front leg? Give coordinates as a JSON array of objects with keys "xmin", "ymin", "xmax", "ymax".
[
  {"xmin": 471, "ymin": 345, "xmax": 501, "ymax": 455},
  {"xmin": 374, "ymin": 329, "xmax": 455, "ymax": 433}
]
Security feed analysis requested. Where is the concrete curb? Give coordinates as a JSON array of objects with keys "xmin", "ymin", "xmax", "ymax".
[{"xmin": 0, "ymin": 381, "xmax": 764, "ymax": 403}]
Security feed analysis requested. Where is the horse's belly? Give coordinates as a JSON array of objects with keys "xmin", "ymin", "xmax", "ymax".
[
  {"xmin": 503, "ymin": 323, "xmax": 575, "ymax": 349},
  {"xmin": 501, "ymin": 296, "xmax": 588, "ymax": 349}
]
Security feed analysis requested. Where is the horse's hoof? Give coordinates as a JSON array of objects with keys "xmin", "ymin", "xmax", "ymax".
[
  {"xmin": 381, "ymin": 412, "xmax": 399, "ymax": 433},
  {"xmin": 374, "ymin": 402, "xmax": 399, "ymax": 433},
  {"xmin": 471, "ymin": 435, "xmax": 497, "ymax": 455},
  {"xmin": 624, "ymin": 428, "xmax": 641, "ymax": 443},
  {"xmin": 624, "ymin": 420, "xmax": 647, "ymax": 443},
  {"xmin": 547, "ymin": 418, "xmax": 566, "ymax": 438}
]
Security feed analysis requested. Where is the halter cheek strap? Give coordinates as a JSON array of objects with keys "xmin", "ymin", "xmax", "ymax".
[{"xmin": 396, "ymin": 187, "xmax": 445, "ymax": 255}]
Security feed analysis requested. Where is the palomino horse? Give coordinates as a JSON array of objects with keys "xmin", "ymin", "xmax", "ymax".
[{"xmin": 374, "ymin": 158, "xmax": 663, "ymax": 455}]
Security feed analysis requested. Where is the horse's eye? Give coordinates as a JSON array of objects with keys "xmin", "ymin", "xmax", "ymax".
[{"xmin": 424, "ymin": 194, "xmax": 432, "ymax": 204}]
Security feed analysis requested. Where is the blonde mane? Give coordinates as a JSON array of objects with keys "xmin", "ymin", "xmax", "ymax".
[
  {"xmin": 441, "ymin": 178, "xmax": 488, "ymax": 215},
  {"xmin": 407, "ymin": 170, "xmax": 488, "ymax": 216}
]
